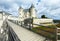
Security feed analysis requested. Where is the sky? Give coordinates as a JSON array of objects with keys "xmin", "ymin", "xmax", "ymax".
[{"xmin": 0, "ymin": 0, "xmax": 60, "ymax": 20}]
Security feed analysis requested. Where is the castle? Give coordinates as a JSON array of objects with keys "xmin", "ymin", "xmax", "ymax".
[
  {"xmin": 18, "ymin": 4, "xmax": 37, "ymax": 21},
  {"xmin": 18, "ymin": 4, "xmax": 53, "ymax": 26}
]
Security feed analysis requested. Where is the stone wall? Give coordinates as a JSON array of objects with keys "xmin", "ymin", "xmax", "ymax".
[
  {"xmin": 33, "ymin": 18, "xmax": 53, "ymax": 27},
  {"xmin": 33, "ymin": 19, "xmax": 53, "ymax": 24}
]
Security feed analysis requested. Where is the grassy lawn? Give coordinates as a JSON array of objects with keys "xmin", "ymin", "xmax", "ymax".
[
  {"xmin": 33, "ymin": 26, "xmax": 56, "ymax": 33},
  {"xmin": 32, "ymin": 26, "xmax": 56, "ymax": 40}
]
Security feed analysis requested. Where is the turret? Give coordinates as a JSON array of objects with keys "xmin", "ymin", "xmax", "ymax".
[
  {"xmin": 29, "ymin": 4, "xmax": 36, "ymax": 18},
  {"xmin": 18, "ymin": 7, "xmax": 24, "ymax": 18}
]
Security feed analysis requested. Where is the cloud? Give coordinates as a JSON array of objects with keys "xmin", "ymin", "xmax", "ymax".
[
  {"xmin": 0, "ymin": 0, "xmax": 60, "ymax": 19},
  {"xmin": 36, "ymin": 0, "xmax": 60, "ymax": 19},
  {"xmin": 0, "ymin": 0, "xmax": 38, "ymax": 16},
  {"xmin": 0, "ymin": 0, "xmax": 19, "ymax": 16}
]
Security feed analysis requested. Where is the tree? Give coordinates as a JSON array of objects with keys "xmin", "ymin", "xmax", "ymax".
[{"xmin": 41, "ymin": 15, "xmax": 47, "ymax": 18}]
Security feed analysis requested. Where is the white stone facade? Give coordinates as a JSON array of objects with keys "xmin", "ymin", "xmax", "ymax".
[
  {"xmin": 0, "ymin": 13, "xmax": 3, "ymax": 20},
  {"xmin": 8, "ymin": 15, "xmax": 18, "ymax": 21},
  {"xmin": 18, "ymin": 4, "xmax": 37, "ymax": 21},
  {"xmin": 33, "ymin": 19, "xmax": 53, "ymax": 27},
  {"xmin": 0, "ymin": 11, "xmax": 11, "ymax": 20},
  {"xmin": 33, "ymin": 19, "xmax": 53, "ymax": 24}
]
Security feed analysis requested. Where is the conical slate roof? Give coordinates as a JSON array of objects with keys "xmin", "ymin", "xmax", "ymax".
[
  {"xmin": 19, "ymin": 6, "xmax": 23, "ymax": 9},
  {"xmin": 30, "ymin": 4, "xmax": 35, "ymax": 8}
]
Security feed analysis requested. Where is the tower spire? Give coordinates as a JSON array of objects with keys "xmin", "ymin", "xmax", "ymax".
[{"xmin": 30, "ymin": 4, "xmax": 35, "ymax": 8}]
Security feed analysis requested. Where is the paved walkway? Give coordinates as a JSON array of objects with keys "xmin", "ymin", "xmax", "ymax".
[{"xmin": 8, "ymin": 21, "xmax": 46, "ymax": 41}]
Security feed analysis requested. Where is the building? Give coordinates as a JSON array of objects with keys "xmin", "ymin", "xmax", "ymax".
[
  {"xmin": 8, "ymin": 15, "xmax": 18, "ymax": 21},
  {"xmin": 0, "ymin": 11, "xmax": 11, "ymax": 20},
  {"xmin": 0, "ymin": 11, "xmax": 3, "ymax": 20},
  {"xmin": 33, "ymin": 18, "xmax": 53, "ymax": 27},
  {"xmin": 18, "ymin": 4, "xmax": 53, "ymax": 27},
  {"xmin": 18, "ymin": 4, "xmax": 37, "ymax": 21}
]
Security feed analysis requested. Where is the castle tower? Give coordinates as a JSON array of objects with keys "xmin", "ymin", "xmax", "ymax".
[
  {"xmin": 29, "ymin": 4, "xmax": 37, "ymax": 18},
  {"xmin": 18, "ymin": 7, "xmax": 24, "ymax": 18},
  {"xmin": 18, "ymin": 7, "xmax": 24, "ymax": 21}
]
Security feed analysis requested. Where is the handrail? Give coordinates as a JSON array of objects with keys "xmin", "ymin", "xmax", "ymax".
[{"xmin": 7, "ymin": 21, "xmax": 21, "ymax": 41}]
